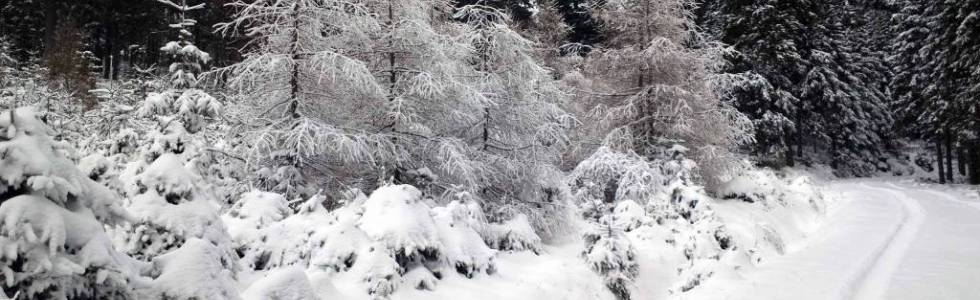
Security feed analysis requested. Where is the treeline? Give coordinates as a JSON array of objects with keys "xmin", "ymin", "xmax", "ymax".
[
  {"xmin": 2, "ymin": 0, "xmax": 978, "ymax": 183},
  {"xmin": 890, "ymin": 0, "xmax": 980, "ymax": 184},
  {"xmin": 0, "ymin": 0, "xmax": 601, "ymax": 75},
  {"xmin": 0, "ymin": 0, "xmax": 245, "ymax": 74},
  {"xmin": 695, "ymin": 0, "xmax": 895, "ymax": 177},
  {"xmin": 694, "ymin": 0, "xmax": 980, "ymax": 183}
]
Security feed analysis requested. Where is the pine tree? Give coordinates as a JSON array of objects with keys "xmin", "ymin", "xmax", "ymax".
[
  {"xmin": 892, "ymin": 0, "xmax": 980, "ymax": 183},
  {"xmin": 143, "ymin": 0, "xmax": 221, "ymax": 134},
  {"xmin": 945, "ymin": 0, "xmax": 980, "ymax": 183},
  {"xmin": 803, "ymin": 0, "xmax": 893, "ymax": 176},
  {"xmin": 703, "ymin": 0, "xmax": 821, "ymax": 167},
  {"xmin": 553, "ymin": 0, "xmax": 603, "ymax": 51},
  {"xmin": 0, "ymin": 107, "xmax": 138, "ymax": 299}
]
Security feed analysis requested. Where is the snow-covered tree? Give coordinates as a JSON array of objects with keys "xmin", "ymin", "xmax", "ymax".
[
  {"xmin": 143, "ymin": 0, "xmax": 221, "ymax": 134},
  {"xmin": 582, "ymin": 220, "xmax": 638, "ymax": 300},
  {"xmin": 214, "ymin": 0, "xmax": 398, "ymax": 199},
  {"xmin": 700, "ymin": 0, "xmax": 820, "ymax": 167},
  {"xmin": 569, "ymin": 145, "xmax": 739, "ymax": 297},
  {"xmin": 146, "ymin": 238, "xmax": 240, "ymax": 300},
  {"xmin": 702, "ymin": 0, "xmax": 895, "ymax": 175},
  {"xmin": 579, "ymin": 0, "xmax": 752, "ymax": 188},
  {"xmin": 0, "ymin": 107, "xmax": 141, "ymax": 299},
  {"xmin": 216, "ymin": 0, "xmax": 575, "ymax": 232},
  {"xmin": 802, "ymin": 11, "xmax": 893, "ymax": 176},
  {"xmin": 158, "ymin": 0, "xmax": 209, "ymax": 90},
  {"xmin": 454, "ymin": 4, "xmax": 574, "ymax": 235},
  {"xmin": 900, "ymin": 0, "xmax": 980, "ymax": 183}
]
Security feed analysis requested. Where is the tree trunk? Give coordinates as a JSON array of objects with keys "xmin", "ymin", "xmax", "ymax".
[
  {"xmin": 936, "ymin": 135, "xmax": 946, "ymax": 184},
  {"xmin": 286, "ymin": 2, "xmax": 301, "ymax": 118},
  {"xmin": 972, "ymin": 104, "xmax": 980, "ymax": 184},
  {"xmin": 945, "ymin": 128, "xmax": 954, "ymax": 182},
  {"xmin": 43, "ymin": 0, "xmax": 58, "ymax": 56},
  {"xmin": 794, "ymin": 111, "xmax": 805, "ymax": 166},
  {"xmin": 830, "ymin": 134, "xmax": 838, "ymax": 169},
  {"xmin": 785, "ymin": 139, "xmax": 796, "ymax": 167},
  {"xmin": 971, "ymin": 145, "xmax": 980, "ymax": 184},
  {"xmin": 958, "ymin": 146, "xmax": 967, "ymax": 176}
]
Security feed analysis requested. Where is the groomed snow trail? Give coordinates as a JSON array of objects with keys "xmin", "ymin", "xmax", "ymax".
[{"xmin": 685, "ymin": 180, "xmax": 980, "ymax": 300}]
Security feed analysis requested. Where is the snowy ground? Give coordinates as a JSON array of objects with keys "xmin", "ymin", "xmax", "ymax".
[{"xmin": 687, "ymin": 179, "xmax": 980, "ymax": 300}]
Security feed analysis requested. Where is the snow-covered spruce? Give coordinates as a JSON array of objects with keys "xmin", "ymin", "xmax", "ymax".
[
  {"xmin": 354, "ymin": 185, "xmax": 498, "ymax": 296},
  {"xmin": 147, "ymin": 238, "xmax": 238, "ymax": 300},
  {"xmin": 0, "ymin": 107, "xmax": 142, "ymax": 299},
  {"xmin": 144, "ymin": 0, "xmax": 221, "ymax": 134},
  {"xmin": 225, "ymin": 191, "xmax": 340, "ymax": 270},
  {"xmin": 582, "ymin": 219, "xmax": 639, "ymax": 300}
]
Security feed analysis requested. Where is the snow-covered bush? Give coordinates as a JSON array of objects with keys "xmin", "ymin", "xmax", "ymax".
[
  {"xmin": 485, "ymin": 213, "xmax": 543, "ymax": 254},
  {"xmin": 569, "ymin": 145, "xmax": 742, "ymax": 297},
  {"xmin": 0, "ymin": 107, "xmax": 142, "ymax": 299},
  {"xmin": 226, "ymin": 192, "xmax": 341, "ymax": 271},
  {"xmin": 431, "ymin": 200, "xmax": 496, "ymax": 277},
  {"xmin": 115, "ymin": 152, "xmax": 236, "ymax": 265},
  {"xmin": 226, "ymin": 184, "xmax": 520, "ymax": 298},
  {"xmin": 569, "ymin": 143, "xmax": 827, "ymax": 297},
  {"xmin": 356, "ymin": 185, "xmax": 446, "ymax": 295},
  {"xmin": 582, "ymin": 221, "xmax": 639, "ymax": 300},
  {"xmin": 147, "ymin": 238, "xmax": 239, "ymax": 300}
]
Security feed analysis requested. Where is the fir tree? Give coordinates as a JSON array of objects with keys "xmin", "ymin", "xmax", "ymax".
[{"xmin": 0, "ymin": 107, "xmax": 139, "ymax": 299}]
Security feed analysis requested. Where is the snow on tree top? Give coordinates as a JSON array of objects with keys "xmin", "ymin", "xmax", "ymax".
[
  {"xmin": 139, "ymin": 153, "xmax": 201, "ymax": 197},
  {"xmin": 1, "ymin": 107, "xmax": 128, "ymax": 223},
  {"xmin": 229, "ymin": 191, "xmax": 290, "ymax": 226},
  {"xmin": 150, "ymin": 238, "xmax": 240, "ymax": 300},
  {"xmin": 358, "ymin": 185, "xmax": 443, "ymax": 257}
]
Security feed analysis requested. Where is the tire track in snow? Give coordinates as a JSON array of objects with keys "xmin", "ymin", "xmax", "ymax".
[{"xmin": 843, "ymin": 183, "xmax": 925, "ymax": 300}]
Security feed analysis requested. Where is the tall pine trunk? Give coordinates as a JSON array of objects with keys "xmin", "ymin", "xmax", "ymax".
[
  {"xmin": 972, "ymin": 104, "xmax": 980, "ymax": 184},
  {"xmin": 945, "ymin": 128, "xmax": 954, "ymax": 182},
  {"xmin": 794, "ymin": 111, "xmax": 805, "ymax": 166},
  {"xmin": 43, "ymin": 0, "xmax": 58, "ymax": 56},
  {"xmin": 958, "ymin": 146, "xmax": 967, "ymax": 176},
  {"xmin": 971, "ymin": 145, "xmax": 980, "ymax": 184},
  {"xmin": 936, "ymin": 135, "xmax": 946, "ymax": 184},
  {"xmin": 786, "ymin": 133, "xmax": 796, "ymax": 167}
]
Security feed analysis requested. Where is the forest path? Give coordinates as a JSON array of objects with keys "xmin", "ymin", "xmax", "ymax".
[{"xmin": 684, "ymin": 179, "xmax": 980, "ymax": 300}]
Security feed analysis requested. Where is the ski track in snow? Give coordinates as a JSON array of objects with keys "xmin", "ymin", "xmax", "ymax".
[
  {"xmin": 846, "ymin": 182, "xmax": 925, "ymax": 300},
  {"xmin": 687, "ymin": 179, "xmax": 980, "ymax": 300}
]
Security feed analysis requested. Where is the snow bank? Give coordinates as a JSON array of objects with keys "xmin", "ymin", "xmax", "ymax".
[{"xmin": 714, "ymin": 169, "xmax": 826, "ymax": 259}]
